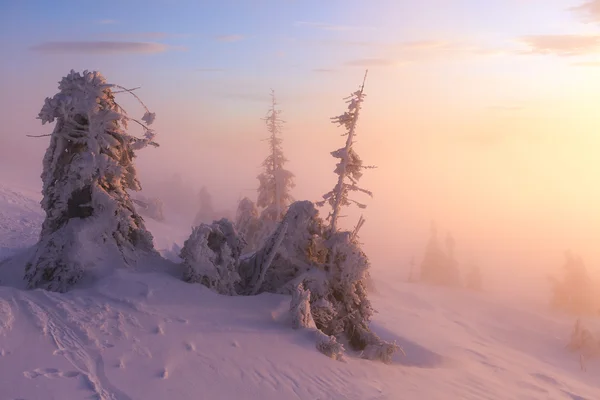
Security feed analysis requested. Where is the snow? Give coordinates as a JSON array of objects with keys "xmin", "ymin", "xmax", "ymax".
[{"xmin": 1, "ymin": 184, "xmax": 600, "ymax": 399}]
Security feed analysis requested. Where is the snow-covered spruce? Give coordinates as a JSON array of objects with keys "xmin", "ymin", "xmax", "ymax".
[
  {"xmin": 239, "ymin": 201, "xmax": 400, "ymax": 362},
  {"xmin": 24, "ymin": 70, "xmax": 158, "ymax": 292},
  {"xmin": 419, "ymin": 222, "xmax": 461, "ymax": 287},
  {"xmin": 317, "ymin": 71, "xmax": 375, "ymax": 232},
  {"xmin": 550, "ymin": 251, "xmax": 596, "ymax": 315},
  {"xmin": 257, "ymin": 90, "xmax": 295, "ymax": 223},
  {"xmin": 180, "ymin": 219, "xmax": 245, "ymax": 295}
]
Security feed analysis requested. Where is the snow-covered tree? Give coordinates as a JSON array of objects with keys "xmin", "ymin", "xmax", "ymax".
[
  {"xmin": 257, "ymin": 90, "xmax": 295, "ymax": 222},
  {"xmin": 317, "ymin": 71, "xmax": 375, "ymax": 232},
  {"xmin": 180, "ymin": 218, "xmax": 245, "ymax": 295},
  {"xmin": 550, "ymin": 251, "xmax": 596, "ymax": 315},
  {"xmin": 24, "ymin": 70, "xmax": 158, "ymax": 292},
  {"xmin": 238, "ymin": 201, "xmax": 400, "ymax": 362},
  {"xmin": 419, "ymin": 223, "xmax": 461, "ymax": 287}
]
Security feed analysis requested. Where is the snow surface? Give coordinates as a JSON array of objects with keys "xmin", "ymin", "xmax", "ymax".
[{"xmin": 1, "ymin": 184, "xmax": 600, "ymax": 399}]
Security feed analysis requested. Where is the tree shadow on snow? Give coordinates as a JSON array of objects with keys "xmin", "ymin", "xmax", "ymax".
[{"xmin": 369, "ymin": 322, "xmax": 449, "ymax": 368}]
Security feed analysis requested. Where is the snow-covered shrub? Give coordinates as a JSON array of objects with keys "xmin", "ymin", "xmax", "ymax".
[
  {"xmin": 24, "ymin": 70, "xmax": 158, "ymax": 292},
  {"xmin": 238, "ymin": 201, "xmax": 324, "ymax": 295},
  {"xmin": 180, "ymin": 218, "xmax": 245, "ymax": 295},
  {"xmin": 419, "ymin": 224, "xmax": 461, "ymax": 287},
  {"xmin": 289, "ymin": 281, "xmax": 345, "ymax": 361},
  {"xmin": 315, "ymin": 329, "xmax": 345, "ymax": 361},
  {"xmin": 550, "ymin": 251, "xmax": 596, "ymax": 315},
  {"xmin": 290, "ymin": 282, "xmax": 316, "ymax": 329},
  {"xmin": 239, "ymin": 201, "xmax": 400, "ymax": 362}
]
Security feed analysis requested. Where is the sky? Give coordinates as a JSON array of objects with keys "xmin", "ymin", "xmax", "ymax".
[{"xmin": 2, "ymin": 0, "xmax": 600, "ymax": 289}]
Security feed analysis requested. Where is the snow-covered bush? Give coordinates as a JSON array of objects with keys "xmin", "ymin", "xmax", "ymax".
[
  {"xmin": 550, "ymin": 251, "xmax": 596, "ymax": 315},
  {"xmin": 238, "ymin": 201, "xmax": 400, "ymax": 362},
  {"xmin": 290, "ymin": 281, "xmax": 345, "ymax": 361},
  {"xmin": 180, "ymin": 218, "xmax": 245, "ymax": 295},
  {"xmin": 238, "ymin": 201, "xmax": 324, "ymax": 295},
  {"xmin": 419, "ymin": 224, "xmax": 461, "ymax": 287},
  {"xmin": 315, "ymin": 329, "xmax": 345, "ymax": 361},
  {"xmin": 290, "ymin": 282, "xmax": 316, "ymax": 329},
  {"xmin": 24, "ymin": 70, "xmax": 158, "ymax": 292}
]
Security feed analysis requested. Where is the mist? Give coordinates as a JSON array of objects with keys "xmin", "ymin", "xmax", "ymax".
[{"xmin": 3, "ymin": 69, "xmax": 599, "ymax": 309}]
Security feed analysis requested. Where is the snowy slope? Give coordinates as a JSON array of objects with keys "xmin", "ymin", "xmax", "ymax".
[
  {"xmin": 0, "ymin": 183, "xmax": 42, "ymax": 261},
  {"xmin": 1, "ymin": 185, "xmax": 599, "ymax": 400}
]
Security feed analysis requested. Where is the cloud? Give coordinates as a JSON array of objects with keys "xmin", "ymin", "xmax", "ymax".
[
  {"xmin": 572, "ymin": 60, "xmax": 600, "ymax": 66},
  {"xmin": 98, "ymin": 32, "xmax": 190, "ymax": 40},
  {"xmin": 96, "ymin": 19, "xmax": 117, "ymax": 25},
  {"xmin": 571, "ymin": 0, "xmax": 600, "ymax": 22},
  {"xmin": 294, "ymin": 21, "xmax": 369, "ymax": 31},
  {"xmin": 344, "ymin": 58, "xmax": 401, "ymax": 67},
  {"xmin": 517, "ymin": 35, "xmax": 600, "ymax": 56},
  {"xmin": 197, "ymin": 68, "xmax": 225, "ymax": 72},
  {"xmin": 215, "ymin": 34, "xmax": 244, "ymax": 42},
  {"xmin": 30, "ymin": 41, "xmax": 171, "ymax": 54},
  {"xmin": 312, "ymin": 68, "xmax": 337, "ymax": 73}
]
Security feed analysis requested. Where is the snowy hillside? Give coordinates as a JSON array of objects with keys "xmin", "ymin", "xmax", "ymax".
[
  {"xmin": 0, "ymin": 183, "xmax": 42, "ymax": 261},
  {"xmin": 1, "ymin": 185, "xmax": 600, "ymax": 400}
]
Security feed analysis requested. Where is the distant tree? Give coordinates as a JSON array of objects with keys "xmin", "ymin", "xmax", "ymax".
[
  {"xmin": 256, "ymin": 90, "xmax": 295, "ymax": 222},
  {"xmin": 193, "ymin": 186, "xmax": 215, "ymax": 226},
  {"xmin": 444, "ymin": 232, "xmax": 461, "ymax": 286},
  {"xmin": 25, "ymin": 70, "xmax": 158, "ymax": 292},
  {"xmin": 550, "ymin": 251, "xmax": 596, "ymax": 315},
  {"xmin": 419, "ymin": 223, "xmax": 461, "ymax": 287},
  {"xmin": 317, "ymin": 70, "xmax": 375, "ymax": 232}
]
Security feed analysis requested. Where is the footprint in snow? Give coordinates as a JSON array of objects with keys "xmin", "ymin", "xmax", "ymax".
[{"xmin": 23, "ymin": 368, "xmax": 80, "ymax": 379}]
